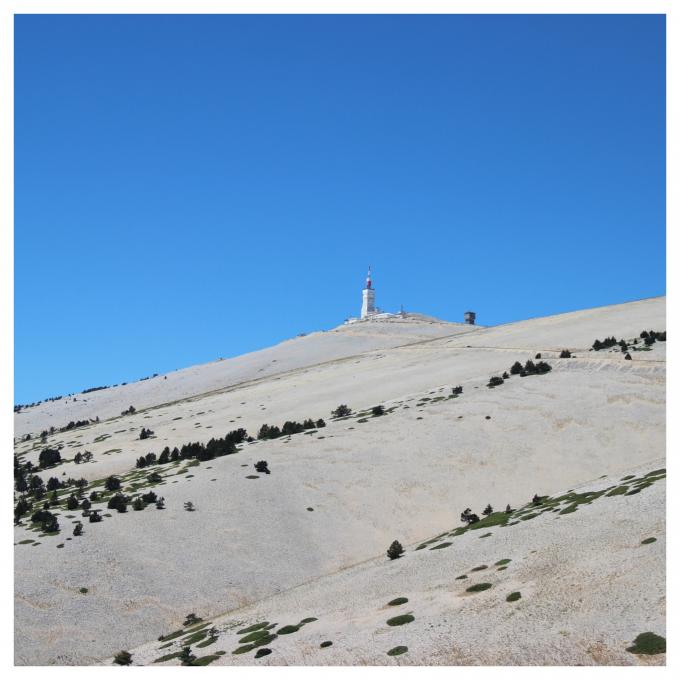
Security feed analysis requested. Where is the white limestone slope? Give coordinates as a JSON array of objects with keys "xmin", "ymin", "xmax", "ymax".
[
  {"xmin": 125, "ymin": 462, "xmax": 666, "ymax": 666},
  {"xmin": 14, "ymin": 315, "xmax": 476, "ymax": 438},
  {"xmin": 13, "ymin": 296, "xmax": 666, "ymax": 665}
]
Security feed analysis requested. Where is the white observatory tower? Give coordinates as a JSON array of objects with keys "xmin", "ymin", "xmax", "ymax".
[{"xmin": 361, "ymin": 266, "xmax": 376, "ymax": 319}]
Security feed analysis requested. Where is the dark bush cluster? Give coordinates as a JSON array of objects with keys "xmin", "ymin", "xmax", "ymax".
[
  {"xmin": 331, "ymin": 404, "xmax": 352, "ymax": 418},
  {"xmin": 387, "ymin": 540, "xmax": 404, "ymax": 560},
  {"xmin": 108, "ymin": 493, "xmax": 129, "ymax": 513},
  {"xmin": 14, "ymin": 394, "xmax": 64, "ymax": 413},
  {"xmin": 641, "ymin": 329, "xmax": 666, "ymax": 345},
  {"xmin": 60, "ymin": 419, "xmax": 95, "ymax": 432},
  {"xmin": 451, "ymin": 385, "xmax": 463, "ymax": 395},
  {"xmin": 559, "ymin": 349, "xmax": 572, "ymax": 358},
  {"xmin": 372, "ymin": 405, "xmax": 385, "ymax": 416},
  {"xmin": 31, "ymin": 508, "xmax": 59, "ymax": 533},
  {"xmin": 121, "ymin": 405, "xmax": 136, "ymax": 416},
  {"xmin": 105, "ymin": 476, "xmax": 121, "ymax": 492},
  {"xmin": 518, "ymin": 359, "xmax": 552, "ymax": 377},
  {"xmin": 487, "ymin": 376, "xmax": 504, "ymax": 388},
  {"xmin": 460, "ymin": 507, "xmax": 480, "ymax": 525},
  {"xmin": 255, "ymin": 460, "xmax": 270, "ymax": 474},
  {"xmin": 38, "ymin": 448, "xmax": 62, "ymax": 468},
  {"xmin": 592, "ymin": 336, "xmax": 620, "ymax": 351},
  {"xmin": 73, "ymin": 451, "xmax": 93, "ymax": 464},
  {"xmin": 82, "ymin": 385, "xmax": 109, "ymax": 394},
  {"xmin": 258, "ymin": 419, "xmax": 324, "ymax": 440},
  {"xmin": 139, "ymin": 427, "xmax": 154, "ymax": 440},
  {"xmin": 136, "ymin": 452, "xmax": 157, "ymax": 468}
]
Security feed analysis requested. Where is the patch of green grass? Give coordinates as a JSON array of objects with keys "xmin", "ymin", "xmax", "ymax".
[
  {"xmin": 250, "ymin": 634, "xmax": 277, "ymax": 648},
  {"xmin": 470, "ymin": 565, "xmax": 488, "ymax": 572},
  {"xmin": 254, "ymin": 648, "xmax": 272, "ymax": 658},
  {"xmin": 79, "ymin": 587, "xmax": 88, "ymax": 594},
  {"xmin": 388, "ymin": 597, "xmax": 408, "ymax": 606},
  {"xmin": 182, "ymin": 631, "xmax": 208, "ymax": 645},
  {"xmin": 625, "ymin": 488, "xmax": 643, "ymax": 495},
  {"xmin": 455, "ymin": 575, "xmax": 468, "ymax": 580},
  {"xmin": 466, "ymin": 583, "xmax": 492, "ymax": 593},
  {"xmin": 480, "ymin": 533, "xmax": 492, "ymax": 538},
  {"xmin": 386, "ymin": 614, "xmax": 414, "ymax": 626},
  {"xmin": 320, "ymin": 641, "xmax": 333, "ymax": 648},
  {"xmin": 430, "ymin": 542, "xmax": 452, "ymax": 550},
  {"xmin": 606, "ymin": 486, "xmax": 629, "ymax": 497},
  {"xmin": 276, "ymin": 625, "xmax": 300, "ymax": 635},
  {"xmin": 159, "ymin": 629, "xmax": 186, "ymax": 642},
  {"xmin": 236, "ymin": 621, "xmax": 269, "ymax": 635},
  {"xmin": 192, "ymin": 654, "xmax": 221, "ymax": 666},
  {"xmin": 232, "ymin": 645, "xmax": 255, "ymax": 655},
  {"xmin": 299, "ymin": 617, "xmax": 318, "ymax": 624},
  {"xmin": 506, "ymin": 591, "xmax": 521, "ymax": 602},
  {"xmin": 626, "ymin": 632, "xmax": 666, "ymax": 655},
  {"xmin": 153, "ymin": 652, "xmax": 182, "ymax": 663},
  {"xmin": 494, "ymin": 559, "xmax": 511, "ymax": 566},
  {"xmin": 196, "ymin": 637, "xmax": 218, "ymax": 649},
  {"xmin": 239, "ymin": 630, "xmax": 270, "ymax": 644},
  {"xmin": 559, "ymin": 505, "xmax": 578, "ymax": 515},
  {"xmin": 641, "ymin": 537, "xmax": 657, "ymax": 545},
  {"xmin": 18, "ymin": 539, "xmax": 34, "ymax": 545},
  {"xmin": 620, "ymin": 475, "xmax": 635, "ymax": 481},
  {"xmin": 387, "ymin": 646, "xmax": 408, "ymax": 656},
  {"xmin": 644, "ymin": 469, "xmax": 666, "ymax": 477}
]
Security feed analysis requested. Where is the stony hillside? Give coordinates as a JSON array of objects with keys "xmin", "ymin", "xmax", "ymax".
[{"xmin": 14, "ymin": 296, "xmax": 666, "ymax": 665}]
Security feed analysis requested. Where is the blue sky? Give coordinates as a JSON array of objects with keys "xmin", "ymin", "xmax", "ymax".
[{"xmin": 15, "ymin": 14, "xmax": 665, "ymax": 404}]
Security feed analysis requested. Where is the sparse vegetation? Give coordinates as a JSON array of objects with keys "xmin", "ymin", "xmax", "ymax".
[
  {"xmin": 388, "ymin": 597, "xmax": 409, "ymax": 606},
  {"xmin": 506, "ymin": 591, "xmax": 521, "ymax": 602}
]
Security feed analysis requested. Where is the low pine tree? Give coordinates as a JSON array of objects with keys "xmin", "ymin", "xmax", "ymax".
[{"xmin": 387, "ymin": 540, "xmax": 404, "ymax": 560}]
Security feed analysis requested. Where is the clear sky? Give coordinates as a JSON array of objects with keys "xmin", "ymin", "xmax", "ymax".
[{"xmin": 15, "ymin": 14, "xmax": 665, "ymax": 404}]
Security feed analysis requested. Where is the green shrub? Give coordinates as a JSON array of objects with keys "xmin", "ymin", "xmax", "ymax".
[
  {"xmin": 466, "ymin": 583, "xmax": 492, "ymax": 593},
  {"xmin": 388, "ymin": 597, "xmax": 409, "ymax": 606},
  {"xmin": 254, "ymin": 648, "xmax": 272, "ymax": 658},
  {"xmin": 276, "ymin": 625, "xmax": 300, "ymax": 635},
  {"xmin": 320, "ymin": 641, "xmax": 333, "ymax": 648},
  {"xmin": 506, "ymin": 591, "xmax": 521, "ymax": 602},
  {"xmin": 239, "ymin": 630, "xmax": 270, "ymax": 644},
  {"xmin": 471, "ymin": 565, "xmax": 488, "ymax": 572},
  {"xmin": 387, "ymin": 540, "xmax": 404, "ymax": 560},
  {"xmin": 113, "ymin": 650, "xmax": 132, "ymax": 665},
  {"xmin": 626, "ymin": 632, "xmax": 666, "ymax": 655},
  {"xmin": 232, "ymin": 645, "xmax": 255, "ymax": 655},
  {"xmin": 192, "ymin": 654, "xmax": 221, "ymax": 665},
  {"xmin": 387, "ymin": 646, "xmax": 408, "ymax": 656},
  {"xmin": 495, "ymin": 559, "xmax": 511, "ymax": 566},
  {"xmin": 641, "ymin": 537, "xmax": 657, "ymax": 545},
  {"xmin": 386, "ymin": 614, "xmax": 414, "ymax": 626},
  {"xmin": 237, "ymin": 622, "xmax": 268, "ymax": 635}
]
